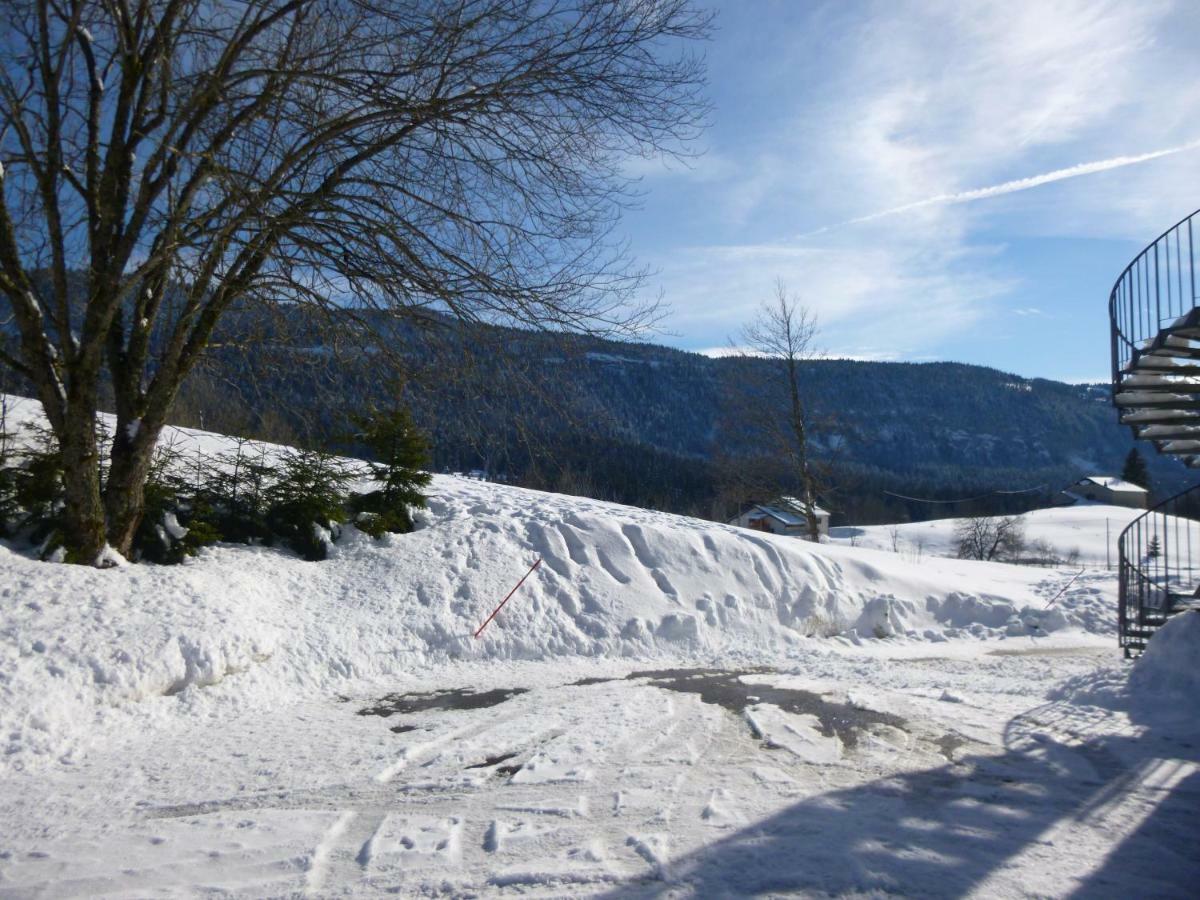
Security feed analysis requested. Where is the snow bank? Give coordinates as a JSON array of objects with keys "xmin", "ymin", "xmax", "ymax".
[
  {"xmin": 1049, "ymin": 611, "xmax": 1199, "ymax": 734},
  {"xmin": 0, "ymin": 541, "xmax": 285, "ymax": 768},
  {"xmin": 1130, "ymin": 610, "xmax": 1200, "ymax": 704},
  {"xmin": 0, "ymin": 395, "xmax": 1120, "ymax": 773}
]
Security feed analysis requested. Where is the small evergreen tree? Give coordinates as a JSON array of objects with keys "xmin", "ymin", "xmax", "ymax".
[
  {"xmin": 350, "ymin": 405, "xmax": 432, "ymax": 537},
  {"xmin": 11, "ymin": 423, "xmax": 67, "ymax": 557},
  {"xmin": 131, "ymin": 443, "xmax": 221, "ymax": 564},
  {"xmin": 266, "ymin": 449, "xmax": 355, "ymax": 560},
  {"xmin": 1146, "ymin": 534, "xmax": 1162, "ymax": 560},
  {"xmin": 209, "ymin": 439, "xmax": 274, "ymax": 545},
  {"xmin": 1121, "ymin": 447, "xmax": 1150, "ymax": 491}
]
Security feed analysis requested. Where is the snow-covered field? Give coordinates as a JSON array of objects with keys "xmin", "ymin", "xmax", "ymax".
[
  {"xmin": 829, "ymin": 503, "xmax": 1146, "ymax": 568},
  {"xmin": 0, "ymin": 398, "xmax": 1197, "ymax": 897}
]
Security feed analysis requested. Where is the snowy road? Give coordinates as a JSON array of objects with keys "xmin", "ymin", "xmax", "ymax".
[{"xmin": 2, "ymin": 643, "xmax": 1196, "ymax": 898}]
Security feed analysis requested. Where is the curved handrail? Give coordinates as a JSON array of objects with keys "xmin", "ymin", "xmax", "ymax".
[
  {"xmin": 1109, "ymin": 208, "xmax": 1200, "ymax": 385},
  {"xmin": 1116, "ymin": 481, "xmax": 1200, "ymax": 654}
]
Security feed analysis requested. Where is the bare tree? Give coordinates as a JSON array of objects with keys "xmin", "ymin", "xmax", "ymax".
[
  {"xmin": 733, "ymin": 281, "xmax": 826, "ymax": 542},
  {"xmin": 954, "ymin": 515, "xmax": 1026, "ymax": 562},
  {"xmin": 0, "ymin": 0, "xmax": 711, "ymax": 562}
]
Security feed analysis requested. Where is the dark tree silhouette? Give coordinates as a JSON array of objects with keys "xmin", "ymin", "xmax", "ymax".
[{"xmin": 1121, "ymin": 447, "xmax": 1151, "ymax": 491}]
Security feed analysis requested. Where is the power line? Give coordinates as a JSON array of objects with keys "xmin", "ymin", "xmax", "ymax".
[{"xmin": 882, "ymin": 484, "xmax": 1049, "ymax": 505}]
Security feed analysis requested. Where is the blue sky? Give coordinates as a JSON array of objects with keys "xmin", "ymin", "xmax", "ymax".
[{"xmin": 620, "ymin": 0, "xmax": 1200, "ymax": 382}]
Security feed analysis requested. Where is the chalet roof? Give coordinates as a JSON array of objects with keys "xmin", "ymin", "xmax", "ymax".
[
  {"xmin": 1078, "ymin": 476, "xmax": 1148, "ymax": 493},
  {"xmin": 750, "ymin": 497, "xmax": 830, "ymax": 525}
]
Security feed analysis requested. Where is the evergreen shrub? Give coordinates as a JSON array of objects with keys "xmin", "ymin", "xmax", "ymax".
[{"xmin": 350, "ymin": 405, "xmax": 431, "ymax": 538}]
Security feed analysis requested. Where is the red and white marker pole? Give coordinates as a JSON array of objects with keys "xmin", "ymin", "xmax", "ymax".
[{"xmin": 474, "ymin": 558, "xmax": 543, "ymax": 638}]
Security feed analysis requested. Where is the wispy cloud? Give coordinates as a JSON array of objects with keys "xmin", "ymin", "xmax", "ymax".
[
  {"xmin": 630, "ymin": 0, "xmax": 1200, "ymax": 378},
  {"xmin": 801, "ymin": 140, "xmax": 1200, "ymax": 237}
]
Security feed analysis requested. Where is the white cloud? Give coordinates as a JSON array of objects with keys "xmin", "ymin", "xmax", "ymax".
[
  {"xmin": 640, "ymin": 0, "xmax": 1200, "ymax": 370},
  {"xmin": 654, "ymin": 238, "xmax": 1014, "ymax": 355},
  {"xmin": 804, "ymin": 141, "xmax": 1200, "ymax": 236}
]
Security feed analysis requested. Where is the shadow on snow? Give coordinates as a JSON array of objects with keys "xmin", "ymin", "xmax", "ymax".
[{"xmin": 602, "ymin": 672, "xmax": 1200, "ymax": 898}]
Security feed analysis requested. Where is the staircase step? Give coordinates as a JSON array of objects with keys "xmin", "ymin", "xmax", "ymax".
[
  {"xmin": 1114, "ymin": 393, "xmax": 1200, "ymax": 408},
  {"xmin": 1139, "ymin": 345, "xmax": 1200, "ymax": 362},
  {"xmin": 1123, "ymin": 411, "xmax": 1200, "ymax": 426},
  {"xmin": 1167, "ymin": 308, "xmax": 1200, "ymax": 330},
  {"xmin": 1130, "ymin": 360, "xmax": 1200, "ymax": 375},
  {"xmin": 1134, "ymin": 424, "xmax": 1200, "ymax": 438},
  {"xmin": 1120, "ymin": 376, "xmax": 1200, "ymax": 390}
]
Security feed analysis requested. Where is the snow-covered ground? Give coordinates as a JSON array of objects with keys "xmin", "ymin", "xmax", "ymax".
[
  {"xmin": 0, "ymin": 398, "xmax": 1197, "ymax": 897},
  {"xmin": 829, "ymin": 503, "xmax": 1146, "ymax": 568}
]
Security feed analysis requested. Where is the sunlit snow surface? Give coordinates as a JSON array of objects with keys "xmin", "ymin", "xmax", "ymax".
[{"xmin": 0, "ymin": 396, "xmax": 1196, "ymax": 897}]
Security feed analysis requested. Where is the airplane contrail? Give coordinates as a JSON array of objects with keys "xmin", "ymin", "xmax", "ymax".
[{"xmin": 802, "ymin": 139, "xmax": 1200, "ymax": 236}]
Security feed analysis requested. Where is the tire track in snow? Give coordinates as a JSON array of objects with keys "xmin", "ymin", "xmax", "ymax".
[{"xmin": 304, "ymin": 809, "xmax": 359, "ymax": 896}]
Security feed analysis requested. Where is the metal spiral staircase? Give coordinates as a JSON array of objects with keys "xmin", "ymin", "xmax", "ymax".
[{"xmin": 1111, "ymin": 208, "xmax": 1200, "ymax": 656}]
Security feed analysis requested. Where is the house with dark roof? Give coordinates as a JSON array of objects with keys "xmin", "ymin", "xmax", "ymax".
[
  {"xmin": 728, "ymin": 496, "xmax": 830, "ymax": 538},
  {"xmin": 1055, "ymin": 475, "xmax": 1148, "ymax": 509}
]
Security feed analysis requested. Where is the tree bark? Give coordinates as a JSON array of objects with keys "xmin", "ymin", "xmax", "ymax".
[
  {"xmin": 102, "ymin": 421, "xmax": 162, "ymax": 556},
  {"xmin": 57, "ymin": 395, "xmax": 106, "ymax": 563}
]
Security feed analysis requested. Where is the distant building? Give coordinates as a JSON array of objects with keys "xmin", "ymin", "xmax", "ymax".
[
  {"xmin": 729, "ymin": 497, "xmax": 830, "ymax": 538},
  {"xmin": 1056, "ymin": 475, "xmax": 1149, "ymax": 509}
]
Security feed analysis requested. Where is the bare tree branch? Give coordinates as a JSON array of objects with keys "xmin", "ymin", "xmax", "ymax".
[
  {"xmin": 727, "ymin": 280, "xmax": 829, "ymax": 542},
  {"xmin": 0, "ymin": 0, "xmax": 712, "ymax": 560}
]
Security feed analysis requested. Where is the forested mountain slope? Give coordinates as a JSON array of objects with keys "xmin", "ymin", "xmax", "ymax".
[{"xmin": 157, "ymin": 314, "xmax": 1182, "ymax": 523}]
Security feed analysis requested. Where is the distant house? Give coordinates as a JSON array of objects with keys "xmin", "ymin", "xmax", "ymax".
[
  {"xmin": 1056, "ymin": 476, "xmax": 1148, "ymax": 509},
  {"xmin": 729, "ymin": 497, "xmax": 830, "ymax": 538}
]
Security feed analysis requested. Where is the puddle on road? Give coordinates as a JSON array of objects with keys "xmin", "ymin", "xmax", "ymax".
[
  {"xmin": 576, "ymin": 667, "xmax": 908, "ymax": 750},
  {"xmin": 358, "ymin": 686, "xmax": 529, "ymax": 719},
  {"xmin": 936, "ymin": 733, "xmax": 969, "ymax": 761},
  {"xmin": 986, "ymin": 646, "xmax": 1106, "ymax": 658},
  {"xmin": 633, "ymin": 668, "xmax": 907, "ymax": 749},
  {"xmin": 570, "ymin": 676, "xmax": 615, "ymax": 687},
  {"xmin": 356, "ymin": 669, "xmax": 920, "ymax": 756},
  {"xmin": 466, "ymin": 751, "xmax": 519, "ymax": 770}
]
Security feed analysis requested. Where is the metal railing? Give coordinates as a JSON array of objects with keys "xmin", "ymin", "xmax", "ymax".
[
  {"xmin": 1110, "ymin": 208, "xmax": 1200, "ymax": 383},
  {"xmin": 1118, "ymin": 484, "xmax": 1200, "ymax": 656}
]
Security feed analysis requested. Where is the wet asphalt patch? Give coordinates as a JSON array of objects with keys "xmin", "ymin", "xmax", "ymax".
[
  {"xmin": 356, "ymin": 669, "xmax": 915, "ymax": 754},
  {"xmin": 358, "ymin": 686, "xmax": 529, "ymax": 719},
  {"xmin": 625, "ymin": 668, "xmax": 907, "ymax": 749},
  {"xmin": 466, "ymin": 751, "xmax": 520, "ymax": 770}
]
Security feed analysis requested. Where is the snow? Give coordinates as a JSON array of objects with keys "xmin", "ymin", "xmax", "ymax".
[
  {"xmin": 830, "ymin": 503, "xmax": 1146, "ymax": 568},
  {"xmin": 1130, "ymin": 610, "xmax": 1200, "ymax": 710},
  {"xmin": 0, "ymin": 395, "xmax": 1196, "ymax": 896}
]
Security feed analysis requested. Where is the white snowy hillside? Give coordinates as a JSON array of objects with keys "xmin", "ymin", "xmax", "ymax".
[
  {"xmin": 830, "ymin": 503, "xmax": 1148, "ymax": 567},
  {"xmin": 1, "ymin": 395, "xmax": 1196, "ymax": 898}
]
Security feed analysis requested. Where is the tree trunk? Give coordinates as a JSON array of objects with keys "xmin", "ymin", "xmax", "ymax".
[
  {"xmin": 103, "ymin": 420, "xmax": 162, "ymax": 557},
  {"xmin": 58, "ymin": 403, "xmax": 107, "ymax": 563},
  {"xmin": 803, "ymin": 488, "xmax": 820, "ymax": 544}
]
